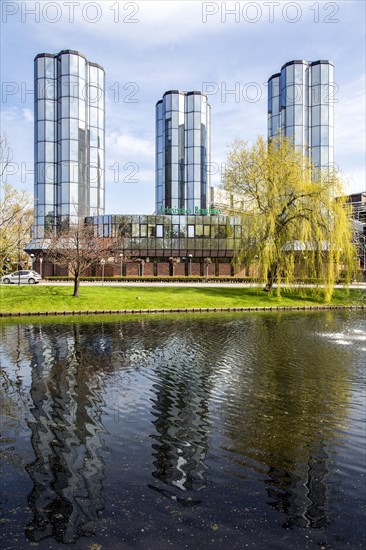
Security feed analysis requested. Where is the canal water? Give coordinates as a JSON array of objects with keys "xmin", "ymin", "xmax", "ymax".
[{"xmin": 0, "ymin": 311, "xmax": 365, "ymax": 549}]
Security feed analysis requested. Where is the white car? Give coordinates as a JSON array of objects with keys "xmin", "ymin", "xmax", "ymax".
[{"xmin": 1, "ymin": 270, "xmax": 42, "ymax": 285}]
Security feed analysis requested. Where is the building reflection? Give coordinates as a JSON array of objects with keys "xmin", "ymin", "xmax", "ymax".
[
  {"xmin": 148, "ymin": 326, "xmax": 219, "ymax": 504},
  {"xmin": 0, "ymin": 313, "xmax": 357, "ymax": 544},
  {"xmin": 221, "ymin": 314, "xmax": 351, "ymax": 530},
  {"xmin": 265, "ymin": 444, "xmax": 329, "ymax": 529},
  {"xmin": 24, "ymin": 324, "xmax": 111, "ymax": 544}
]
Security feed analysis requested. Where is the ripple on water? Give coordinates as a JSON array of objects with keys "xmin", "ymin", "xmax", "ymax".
[{"xmin": 0, "ymin": 311, "xmax": 365, "ymax": 549}]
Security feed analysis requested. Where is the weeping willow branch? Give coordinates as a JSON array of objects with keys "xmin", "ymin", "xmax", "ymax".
[{"xmin": 224, "ymin": 136, "xmax": 358, "ymax": 299}]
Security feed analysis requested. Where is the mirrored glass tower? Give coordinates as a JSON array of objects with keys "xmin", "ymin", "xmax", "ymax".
[
  {"xmin": 155, "ymin": 91, "xmax": 211, "ymax": 214},
  {"xmin": 34, "ymin": 50, "xmax": 105, "ymax": 238},
  {"xmin": 268, "ymin": 60, "xmax": 334, "ymax": 168}
]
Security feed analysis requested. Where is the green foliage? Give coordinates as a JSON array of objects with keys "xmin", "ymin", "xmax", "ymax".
[
  {"xmin": 224, "ymin": 136, "xmax": 358, "ymax": 299},
  {"xmin": 44, "ymin": 275, "xmax": 260, "ymax": 283},
  {"xmin": 0, "ymin": 183, "xmax": 33, "ymax": 273}
]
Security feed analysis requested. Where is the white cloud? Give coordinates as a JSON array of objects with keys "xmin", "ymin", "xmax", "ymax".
[
  {"xmin": 106, "ymin": 131, "xmax": 154, "ymax": 160},
  {"xmin": 22, "ymin": 108, "xmax": 34, "ymax": 124},
  {"xmin": 2, "ymin": 107, "xmax": 19, "ymax": 122}
]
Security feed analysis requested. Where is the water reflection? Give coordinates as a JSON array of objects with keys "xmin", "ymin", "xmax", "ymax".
[
  {"xmin": 149, "ymin": 334, "xmax": 214, "ymax": 503},
  {"xmin": 0, "ymin": 312, "xmax": 364, "ymax": 548},
  {"xmin": 221, "ymin": 314, "xmax": 353, "ymax": 530},
  {"xmin": 24, "ymin": 324, "xmax": 110, "ymax": 544}
]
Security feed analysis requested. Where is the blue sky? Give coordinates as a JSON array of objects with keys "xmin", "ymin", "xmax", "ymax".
[{"xmin": 1, "ymin": 0, "xmax": 365, "ymax": 214}]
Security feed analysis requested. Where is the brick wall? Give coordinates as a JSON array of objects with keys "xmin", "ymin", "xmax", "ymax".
[
  {"xmin": 33, "ymin": 257, "xmax": 241, "ymax": 279},
  {"xmin": 219, "ymin": 263, "xmax": 231, "ymax": 277},
  {"xmin": 204, "ymin": 263, "xmax": 216, "ymax": 277},
  {"xmin": 157, "ymin": 263, "xmax": 169, "ymax": 276},
  {"xmin": 126, "ymin": 263, "xmax": 139, "ymax": 276},
  {"xmin": 143, "ymin": 262, "xmax": 155, "ymax": 276},
  {"xmin": 174, "ymin": 263, "xmax": 186, "ymax": 276}
]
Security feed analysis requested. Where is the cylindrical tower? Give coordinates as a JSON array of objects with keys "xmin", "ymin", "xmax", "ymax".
[
  {"xmin": 34, "ymin": 50, "xmax": 105, "ymax": 238},
  {"xmin": 155, "ymin": 90, "xmax": 211, "ymax": 215},
  {"xmin": 309, "ymin": 61, "xmax": 334, "ymax": 169},
  {"xmin": 267, "ymin": 60, "xmax": 334, "ymax": 170}
]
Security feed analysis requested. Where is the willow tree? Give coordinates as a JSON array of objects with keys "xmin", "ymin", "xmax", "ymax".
[{"xmin": 224, "ymin": 136, "xmax": 357, "ymax": 300}]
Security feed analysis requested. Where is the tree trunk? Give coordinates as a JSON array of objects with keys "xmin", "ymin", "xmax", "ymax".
[
  {"xmin": 265, "ymin": 263, "xmax": 277, "ymax": 292},
  {"xmin": 73, "ymin": 274, "xmax": 80, "ymax": 297}
]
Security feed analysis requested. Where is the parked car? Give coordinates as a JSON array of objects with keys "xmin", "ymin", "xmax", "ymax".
[{"xmin": 1, "ymin": 270, "xmax": 42, "ymax": 285}]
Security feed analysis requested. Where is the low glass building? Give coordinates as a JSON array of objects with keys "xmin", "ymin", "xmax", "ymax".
[
  {"xmin": 26, "ymin": 213, "xmax": 246, "ymax": 277},
  {"xmin": 87, "ymin": 213, "xmax": 243, "ymax": 276},
  {"xmin": 89, "ymin": 213, "xmax": 241, "ymax": 257}
]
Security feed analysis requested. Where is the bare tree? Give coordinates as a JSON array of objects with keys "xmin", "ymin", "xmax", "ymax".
[
  {"xmin": 0, "ymin": 135, "xmax": 12, "ymax": 179},
  {"xmin": 204, "ymin": 257, "xmax": 212, "ymax": 278},
  {"xmin": 45, "ymin": 221, "xmax": 113, "ymax": 297}
]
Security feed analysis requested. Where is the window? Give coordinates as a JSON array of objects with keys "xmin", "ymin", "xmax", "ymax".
[
  {"xmin": 195, "ymin": 225, "xmax": 203, "ymax": 238},
  {"xmin": 188, "ymin": 225, "xmax": 195, "ymax": 238},
  {"xmin": 204, "ymin": 225, "xmax": 211, "ymax": 238},
  {"xmin": 44, "ymin": 100, "xmax": 55, "ymax": 121},
  {"xmin": 119, "ymin": 223, "xmax": 131, "ymax": 238},
  {"xmin": 172, "ymin": 224, "xmax": 180, "ymax": 238},
  {"xmin": 61, "ymin": 54, "xmax": 69, "ymax": 75},
  {"xmin": 156, "ymin": 224, "xmax": 163, "ymax": 237},
  {"xmin": 89, "ymin": 66, "xmax": 98, "ymax": 85},
  {"xmin": 69, "ymin": 54, "xmax": 79, "ymax": 76},
  {"xmin": 219, "ymin": 225, "xmax": 228, "ymax": 238},
  {"xmin": 171, "ymin": 93, "xmax": 179, "ymax": 110},
  {"xmin": 140, "ymin": 224, "xmax": 147, "ymax": 237},
  {"xmin": 45, "ymin": 57, "xmax": 54, "ymax": 78}
]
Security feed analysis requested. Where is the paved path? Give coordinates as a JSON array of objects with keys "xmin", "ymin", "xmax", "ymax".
[{"xmin": 38, "ymin": 281, "xmax": 366, "ymax": 289}]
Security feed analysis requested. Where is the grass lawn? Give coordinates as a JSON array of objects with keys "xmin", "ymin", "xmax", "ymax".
[{"xmin": 0, "ymin": 285, "xmax": 365, "ymax": 314}]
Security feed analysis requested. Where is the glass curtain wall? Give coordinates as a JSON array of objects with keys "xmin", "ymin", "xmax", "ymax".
[
  {"xmin": 34, "ymin": 50, "xmax": 105, "ymax": 238},
  {"xmin": 155, "ymin": 91, "xmax": 211, "ymax": 215},
  {"xmin": 88, "ymin": 214, "xmax": 240, "ymax": 258},
  {"xmin": 309, "ymin": 61, "xmax": 334, "ymax": 169},
  {"xmin": 268, "ymin": 60, "xmax": 334, "ymax": 170}
]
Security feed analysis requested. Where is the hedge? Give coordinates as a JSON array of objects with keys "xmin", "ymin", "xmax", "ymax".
[
  {"xmin": 43, "ymin": 276, "xmax": 354, "ymax": 284},
  {"xmin": 44, "ymin": 276, "xmax": 260, "ymax": 283}
]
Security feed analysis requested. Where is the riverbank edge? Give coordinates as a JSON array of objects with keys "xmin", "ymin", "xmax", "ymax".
[{"xmin": 1, "ymin": 304, "xmax": 364, "ymax": 318}]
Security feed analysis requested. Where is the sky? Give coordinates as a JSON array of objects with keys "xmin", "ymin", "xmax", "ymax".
[{"xmin": 1, "ymin": 0, "xmax": 365, "ymax": 214}]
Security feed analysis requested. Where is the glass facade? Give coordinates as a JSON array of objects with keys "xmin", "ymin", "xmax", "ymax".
[
  {"xmin": 155, "ymin": 91, "xmax": 211, "ymax": 215},
  {"xmin": 34, "ymin": 50, "xmax": 105, "ymax": 238},
  {"xmin": 268, "ymin": 60, "xmax": 334, "ymax": 169},
  {"xmin": 87, "ymin": 214, "xmax": 241, "ymax": 258}
]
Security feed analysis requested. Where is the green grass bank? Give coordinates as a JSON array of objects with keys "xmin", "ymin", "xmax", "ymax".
[{"xmin": 1, "ymin": 285, "xmax": 365, "ymax": 315}]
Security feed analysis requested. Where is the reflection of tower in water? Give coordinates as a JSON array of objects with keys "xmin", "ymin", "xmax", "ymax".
[
  {"xmin": 265, "ymin": 443, "xmax": 330, "ymax": 529},
  {"xmin": 221, "ymin": 315, "xmax": 351, "ymax": 532},
  {"xmin": 25, "ymin": 325, "xmax": 109, "ymax": 544},
  {"xmin": 149, "ymin": 337, "xmax": 213, "ymax": 503}
]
